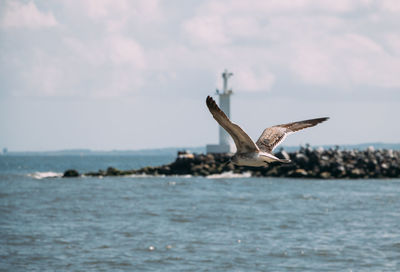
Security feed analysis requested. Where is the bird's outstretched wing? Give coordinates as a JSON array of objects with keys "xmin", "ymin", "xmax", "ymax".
[
  {"xmin": 206, "ymin": 96, "xmax": 258, "ymax": 153},
  {"xmin": 256, "ymin": 117, "xmax": 329, "ymax": 153}
]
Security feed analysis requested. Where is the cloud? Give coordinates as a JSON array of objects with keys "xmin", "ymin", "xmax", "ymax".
[
  {"xmin": 232, "ymin": 67, "xmax": 276, "ymax": 92},
  {"xmin": 385, "ymin": 33, "xmax": 400, "ymax": 56},
  {"xmin": 197, "ymin": 0, "xmax": 368, "ymax": 17},
  {"xmin": 288, "ymin": 32, "xmax": 400, "ymax": 88},
  {"xmin": 1, "ymin": 1, "xmax": 58, "ymax": 29},
  {"xmin": 50, "ymin": 34, "xmax": 147, "ymax": 97},
  {"xmin": 381, "ymin": 0, "xmax": 400, "ymax": 13},
  {"xmin": 1, "ymin": 0, "xmax": 400, "ymax": 100},
  {"xmin": 182, "ymin": 0, "xmax": 400, "ymax": 92},
  {"xmin": 107, "ymin": 35, "xmax": 146, "ymax": 67},
  {"xmin": 67, "ymin": 0, "xmax": 163, "ymax": 25},
  {"xmin": 2, "ymin": 0, "xmax": 400, "ymax": 151},
  {"xmin": 0, "ymin": 0, "xmax": 155, "ymax": 98},
  {"xmin": 79, "ymin": 0, "xmax": 129, "ymax": 19},
  {"xmin": 183, "ymin": 16, "xmax": 230, "ymax": 46}
]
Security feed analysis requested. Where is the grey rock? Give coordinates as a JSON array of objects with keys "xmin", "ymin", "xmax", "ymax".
[
  {"xmin": 63, "ymin": 169, "xmax": 79, "ymax": 178},
  {"xmin": 320, "ymin": 172, "xmax": 331, "ymax": 179}
]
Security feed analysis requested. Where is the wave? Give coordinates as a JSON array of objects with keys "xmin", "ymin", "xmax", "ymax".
[
  {"xmin": 125, "ymin": 173, "xmax": 193, "ymax": 178},
  {"xmin": 28, "ymin": 172, "xmax": 63, "ymax": 179},
  {"xmin": 206, "ymin": 171, "xmax": 252, "ymax": 179},
  {"xmin": 26, "ymin": 172, "xmax": 250, "ymax": 180},
  {"xmin": 125, "ymin": 173, "xmax": 166, "ymax": 178},
  {"xmin": 103, "ymin": 172, "xmax": 251, "ymax": 179}
]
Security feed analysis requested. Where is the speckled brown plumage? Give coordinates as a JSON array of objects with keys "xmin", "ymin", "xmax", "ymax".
[{"xmin": 206, "ymin": 95, "xmax": 329, "ymax": 166}]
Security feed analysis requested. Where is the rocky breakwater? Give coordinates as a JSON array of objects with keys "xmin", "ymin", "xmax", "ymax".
[{"xmin": 64, "ymin": 147, "xmax": 400, "ymax": 179}]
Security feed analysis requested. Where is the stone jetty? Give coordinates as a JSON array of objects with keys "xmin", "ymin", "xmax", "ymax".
[{"xmin": 63, "ymin": 146, "xmax": 400, "ymax": 179}]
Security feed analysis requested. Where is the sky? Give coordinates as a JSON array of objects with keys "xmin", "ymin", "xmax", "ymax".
[{"xmin": 0, "ymin": 0, "xmax": 399, "ymax": 151}]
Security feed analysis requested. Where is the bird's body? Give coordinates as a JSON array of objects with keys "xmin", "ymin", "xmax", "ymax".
[
  {"xmin": 233, "ymin": 152, "xmax": 288, "ymax": 167},
  {"xmin": 206, "ymin": 96, "xmax": 329, "ymax": 167}
]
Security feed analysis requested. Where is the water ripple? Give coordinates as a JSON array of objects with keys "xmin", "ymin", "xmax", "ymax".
[{"xmin": 1, "ymin": 173, "xmax": 400, "ymax": 271}]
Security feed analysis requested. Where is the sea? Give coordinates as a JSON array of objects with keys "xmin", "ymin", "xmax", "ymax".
[{"xmin": 1, "ymin": 154, "xmax": 399, "ymax": 271}]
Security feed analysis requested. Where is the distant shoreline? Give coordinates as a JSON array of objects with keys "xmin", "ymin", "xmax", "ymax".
[{"xmin": 3, "ymin": 142, "xmax": 400, "ymax": 156}]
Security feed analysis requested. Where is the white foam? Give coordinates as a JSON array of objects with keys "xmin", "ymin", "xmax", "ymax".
[
  {"xmin": 88, "ymin": 172, "xmax": 251, "ymax": 179},
  {"xmin": 126, "ymin": 173, "xmax": 166, "ymax": 178},
  {"xmin": 179, "ymin": 174, "xmax": 193, "ymax": 178},
  {"xmin": 126, "ymin": 173, "xmax": 193, "ymax": 178},
  {"xmin": 28, "ymin": 172, "xmax": 63, "ymax": 179},
  {"xmin": 206, "ymin": 171, "xmax": 252, "ymax": 179}
]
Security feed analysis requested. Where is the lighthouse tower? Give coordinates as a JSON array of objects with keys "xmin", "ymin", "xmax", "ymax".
[{"xmin": 206, "ymin": 69, "xmax": 234, "ymax": 154}]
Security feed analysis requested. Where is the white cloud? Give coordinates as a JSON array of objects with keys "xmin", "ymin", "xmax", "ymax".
[
  {"xmin": 77, "ymin": 0, "xmax": 129, "ymax": 19},
  {"xmin": 2, "ymin": 0, "xmax": 400, "ymax": 100},
  {"xmin": 182, "ymin": 0, "xmax": 400, "ymax": 91},
  {"xmin": 200, "ymin": 0, "xmax": 368, "ymax": 16},
  {"xmin": 2, "ymin": 0, "xmax": 400, "ymax": 151},
  {"xmin": 74, "ymin": 0, "xmax": 162, "ymax": 24},
  {"xmin": 16, "ymin": 50, "xmax": 67, "ymax": 97},
  {"xmin": 1, "ymin": 1, "xmax": 58, "ymax": 29},
  {"xmin": 108, "ymin": 36, "xmax": 146, "ymax": 67},
  {"xmin": 385, "ymin": 33, "xmax": 400, "ymax": 56},
  {"xmin": 232, "ymin": 67, "xmax": 276, "ymax": 92},
  {"xmin": 61, "ymin": 35, "xmax": 147, "ymax": 97},
  {"xmin": 183, "ymin": 16, "xmax": 230, "ymax": 46},
  {"xmin": 289, "ymin": 33, "xmax": 400, "ymax": 88},
  {"xmin": 380, "ymin": 0, "xmax": 400, "ymax": 13}
]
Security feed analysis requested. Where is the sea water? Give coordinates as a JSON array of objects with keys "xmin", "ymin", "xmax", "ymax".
[{"xmin": 0, "ymin": 155, "xmax": 399, "ymax": 271}]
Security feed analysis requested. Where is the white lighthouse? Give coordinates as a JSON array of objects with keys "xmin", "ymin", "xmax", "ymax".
[{"xmin": 206, "ymin": 69, "xmax": 234, "ymax": 154}]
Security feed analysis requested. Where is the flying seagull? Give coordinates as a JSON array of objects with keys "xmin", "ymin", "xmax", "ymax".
[{"xmin": 206, "ymin": 96, "xmax": 329, "ymax": 167}]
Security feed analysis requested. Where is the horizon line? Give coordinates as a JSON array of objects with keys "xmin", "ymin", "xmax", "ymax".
[{"xmin": 2, "ymin": 142, "xmax": 400, "ymax": 154}]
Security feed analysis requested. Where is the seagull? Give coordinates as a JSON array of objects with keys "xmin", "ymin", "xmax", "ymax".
[{"xmin": 206, "ymin": 96, "xmax": 329, "ymax": 167}]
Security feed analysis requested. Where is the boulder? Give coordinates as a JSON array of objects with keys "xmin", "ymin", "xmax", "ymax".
[
  {"xmin": 71, "ymin": 148, "xmax": 400, "ymax": 179},
  {"xmin": 106, "ymin": 167, "xmax": 121, "ymax": 176},
  {"xmin": 319, "ymin": 172, "xmax": 331, "ymax": 179},
  {"xmin": 350, "ymin": 168, "xmax": 365, "ymax": 178},
  {"xmin": 332, "ymin": 165, "xmax": 346, "ymax": 178},
  {"xmin": 63, "ymin": 169, "xmax": 79, "ymax": 178},
  {"xmin": 288, "ymin": 168, "xmax": 308, "ymax": 178},
  {"xmin": 295, "ymin": 153, "xmax": 309, "ymax": 168}
]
